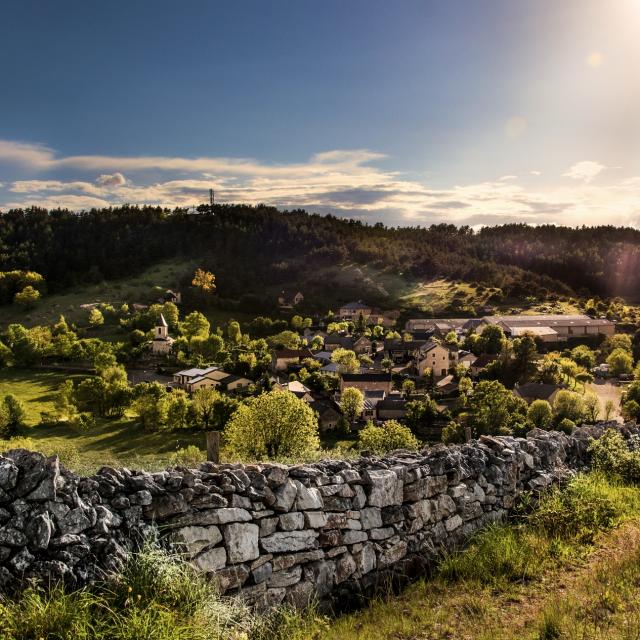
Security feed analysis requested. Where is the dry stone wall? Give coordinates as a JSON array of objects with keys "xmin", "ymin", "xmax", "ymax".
[{"xmin": 0, "ymin": 423, "xmax": 635, "ymax": 608}]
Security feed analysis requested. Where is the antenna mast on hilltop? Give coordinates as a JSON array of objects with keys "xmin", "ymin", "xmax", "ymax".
[{"xmin": 209, "ymin": 188, "xmax": 215, "ymax": 206}]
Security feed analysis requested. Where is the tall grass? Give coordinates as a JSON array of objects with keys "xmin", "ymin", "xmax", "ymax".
[
  {"xmin": 439, "ymin": 473, "xmax": 638, "ymax": 588},
  {"xmin": 0, "ymin": 541, "xmax": 301, "ymax": 640}
]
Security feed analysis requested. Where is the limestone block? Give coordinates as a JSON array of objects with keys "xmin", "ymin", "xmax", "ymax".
[{"xmin": 224, "ymin": 522, "xmax": 259, "ymax": 563}]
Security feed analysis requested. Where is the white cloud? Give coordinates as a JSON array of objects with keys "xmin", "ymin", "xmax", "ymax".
[
  {"xmin": 1, "ymin": 139, "xmax": 640, "ymax": 229},
  {"xmin": 96, "ymin": 172, "xmax": 127, "ymax": 187},
  {"xmin": 0, "ymin": 140, "xmax": 55, "ymax": 168},
  {"xmin": 563, "ymin": 160, "xmax": 606, "ymax": 183}
]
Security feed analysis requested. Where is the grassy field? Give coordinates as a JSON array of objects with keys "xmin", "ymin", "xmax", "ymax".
[
  {"xmin": 400, "ymin": 278, "xmax": 490, "ymax": 314},
  {"xmin": 0, "ymin": 259, "xmax": 195, "ymax": 332},
  {"xmin": 0, "ymin": 368, "xmax": 205, "ymax": 474},
  {"xmin": 0, "ymin": 367, "xmax": 360, "ymax": 474}
]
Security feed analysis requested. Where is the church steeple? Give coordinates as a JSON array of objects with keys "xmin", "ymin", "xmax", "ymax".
[{"xmin": 156, "ymin": 314, "xmax": 168, "ymax": 339}]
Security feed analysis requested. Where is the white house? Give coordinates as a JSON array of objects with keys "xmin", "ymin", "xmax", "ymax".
[
  {"xmin": 150, "ymin": 314, "xmax": 175, "ymax": 355},
  {"xmin": 172, "ymin": 366, "xmax": 251, "ymax": 393}
]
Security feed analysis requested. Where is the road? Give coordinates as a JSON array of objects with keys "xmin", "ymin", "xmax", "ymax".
[{"xmin": 587, "ymin": 379, "xmax": 623, "ymax": 421}]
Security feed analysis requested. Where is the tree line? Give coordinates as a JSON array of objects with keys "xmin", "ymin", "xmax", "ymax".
[{"xmin": 4, "ymin": 205, "xmax": 640, "ymax": 312}]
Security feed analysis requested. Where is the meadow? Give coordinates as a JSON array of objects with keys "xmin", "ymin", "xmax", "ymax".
[{"xmin": 0, "ymin": 368, "xmax": 206, "ymax": 474}]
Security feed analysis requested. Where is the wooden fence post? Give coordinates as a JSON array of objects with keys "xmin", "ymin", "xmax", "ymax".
[
  {"xmin": 206, "ymin": 431, "xmax": 221, "ymax": 463},
  {"xmin": 464, "ymin": 427, "xmax": 472, "ymax": 443}
]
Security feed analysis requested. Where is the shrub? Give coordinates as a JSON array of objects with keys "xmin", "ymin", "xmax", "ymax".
[
  {"xmin": 553, "ymin": 390, "xmax": 585, "ymax": 424},
  {"xmin": 14, "ymin": 285, "xmax": 40, "ymax": 309},
  {"xmin": 527, "ymin": 400, "xmax": 553, "ymax": 429},
  {"xmin": 224, "ymin": 389, "xmax": 319, "ymax": 461},
  {"xmin": 88, "ymin": 308, "xmax": 104, "ymax": 327},
  {"xmin": 0, "ymin": 394, "xmax": 26, "ymax": 438},
  {"xmin": 169, "ymin": 446, "xmax": 205, "ymax": 468},
  {"xmin": 588, "ymin": 429, "xmax": 640, "ymax": 483},
  {"xmin": 529, "ymin": 474, "xmax": 621, "ymax": 543},
  {"xmin": 442, "ymin": 420, "xmax": 466, "ymax": 444},
  {"xmin": 556, "ymin": 418, "xmax": 576, "ymax": 434},
  {"xmin": 358, "ymin": 420, "xmax": 420, "ymax": 455}
]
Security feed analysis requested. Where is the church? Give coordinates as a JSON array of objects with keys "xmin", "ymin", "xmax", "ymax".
[{"xmin": 150, "ymin": 314, "xmax": 175, "ymax": 355}]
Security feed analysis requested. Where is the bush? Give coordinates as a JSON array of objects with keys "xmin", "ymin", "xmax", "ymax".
[
  {"xmin": 0, "ymin": 394, "xmax": 26, "ymax": 438},
  {"xmin": 553, "ymin": 390, "xmax": 585, "ymax": 424},
  {"xmin": 169, "ymin": 446, "xmax": 205, "ymax": 468},
  {"xmin": 556, "ymin": 418, "xmax": 576, "ymax": 434},
  {"xmin": 527, "ymin": 400, "xmax": 553, "ymax": 429},
  {"xmin": 442, "ymin": 420, "xmax": 466, "ymax": 444},
  {"xmin": 14, "ymin": 285, "xmax": 40, "ymax": 309},
  {"xmin": 529, "ymin": 473, "xmax": 621, "ymax": 543},
  {"xmin": 358, "ymin": 420, "xmax": 420, "ymax": 455},
  {"xmin": 588, "ymin": 429, "xmax": 640, "ymax": 483}
]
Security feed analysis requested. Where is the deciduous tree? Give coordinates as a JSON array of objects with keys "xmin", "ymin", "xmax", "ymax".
[{"xmin": 225, "ymin": 390, "xmax": 319, "ymax": 460}]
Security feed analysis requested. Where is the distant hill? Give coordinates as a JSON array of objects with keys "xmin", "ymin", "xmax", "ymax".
[{"xmin": 1, "ymin": 205, "xmax": 639, "ymax": 314}]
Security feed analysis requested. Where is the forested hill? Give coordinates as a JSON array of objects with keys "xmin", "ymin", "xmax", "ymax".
[{"xmin": 1, "ymin": 204, "xmax": 639, "ymax": 307}]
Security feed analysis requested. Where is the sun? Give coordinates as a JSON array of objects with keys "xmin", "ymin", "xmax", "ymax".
[{"xmin": 586, "ymin": 51, "xmax": 603, "ymax": 68}]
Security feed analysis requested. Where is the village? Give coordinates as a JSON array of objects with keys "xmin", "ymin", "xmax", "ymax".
[
  {"xmin": 0, "ymin": 263, "xmax": 636, "ymax": 471},
  {"xmin": 134, "ymin": 289, "xmax": 624, "ymax": 442}
]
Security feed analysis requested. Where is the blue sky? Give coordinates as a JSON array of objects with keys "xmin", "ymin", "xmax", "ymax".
[{"xmin": 1, "ymin": 0, "xmax": 640, "ymax": 226}]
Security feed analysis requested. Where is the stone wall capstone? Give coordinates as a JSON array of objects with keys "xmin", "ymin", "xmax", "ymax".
[{"xmin": 0, "ymin": 422, "xmax": 635, "ymax": 608}]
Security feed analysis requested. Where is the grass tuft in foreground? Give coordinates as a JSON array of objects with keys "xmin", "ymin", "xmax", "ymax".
[{"xmin": 0, "ymin": 541, "xmax": 319, "ymax": 640}]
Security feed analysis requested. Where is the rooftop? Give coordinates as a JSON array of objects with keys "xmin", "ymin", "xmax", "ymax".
[{"xmin": 342, "ymin": 372, "xmax": 392, "ymax": 382}]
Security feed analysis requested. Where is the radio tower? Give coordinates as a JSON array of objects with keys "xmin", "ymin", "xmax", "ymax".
[{"xmin": 209, "ymin": 188, "xmax": 215, "ymax": 206}]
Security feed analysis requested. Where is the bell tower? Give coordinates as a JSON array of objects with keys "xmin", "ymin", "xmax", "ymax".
[{"xmin": 156, "ymin": 314, "xmax": 168, "ymax": 339}]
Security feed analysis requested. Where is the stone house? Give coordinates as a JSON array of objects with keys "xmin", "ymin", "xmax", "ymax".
[
  {"xmin": 457, "ymin": 351, "xmax": 477, "ymax": 369},
  {"xmin": 376, "ymin": 396, "xmax": 407, "ymax": 421},
  {"xmin": 310, "ymin": 399, "xmax": 342, "ymax": 432},
  {"xmin": 324, "ymin": 333, "xmax": 355, "ymax": 352},
  {"xmin": 276, "ymin": 380, "xmax": 314, "ymax": 402},
  {"xmin": 271, "ymin": 349, "xmax": 314, "ymax": 372},
  {"xmin": 340, "ymin": 372, "xmax": 393, "ymax": 395},
  {"xmin": 278, "ymin": 289, "xmax": 304, "ymax": 310},
  {"xmin": 384, "ymin": 339, "xmax": 426, "ymax": 364},
  {"xmin": 352, "ymin": 335, "xmax": 373, "ymax": 355},
  {"xmin": 163, "ymin": 289, "xmax": 182, "ymax": 304},
  {"xmin": 172, "ymin": 366, "xmax": 251, "ymax": 393},
  {"xmin": 469, "ymin": 354, "xmax": 499, "ymax": 377},
  {"xmin": 150, "ymin": 314, "xmax": 175, "ymax": 355},
  {"xmin": 415, "ymin": 341, "xmax": 452, "ymax": 378},
  {"xmin": 362, "ymin": 390, "xmax": 386, "ymax": 421},
  {"xmin": 338, "ymin": 301, "xmax": 373, "ymax": 321}
]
